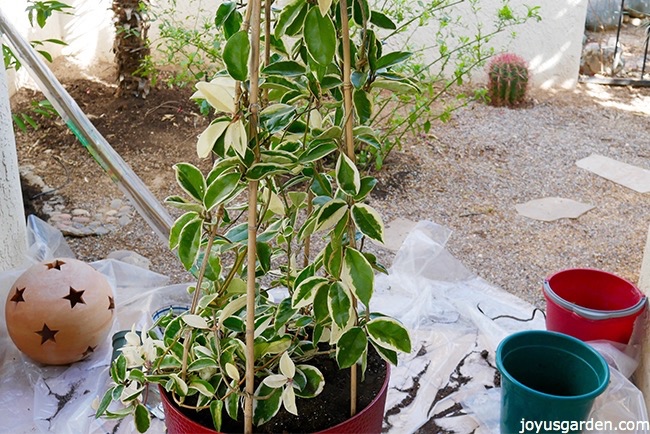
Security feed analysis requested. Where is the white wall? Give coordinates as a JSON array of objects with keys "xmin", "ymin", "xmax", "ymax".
[
  {"xmin": 3, "ymin": 0, "xmax": 588, "ymax": 96},
  {"xmin": 0, "ymin": 64, "xmax": 27, "ymax": 271},
  {"xmin": 401, "ymin": 0, "xmax": 588, "ymax": 89}
]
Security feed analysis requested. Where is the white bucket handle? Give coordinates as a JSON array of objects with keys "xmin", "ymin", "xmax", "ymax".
[{"xmin": 543, "ymin": 280, "xmax": 647, "ymax": 320}]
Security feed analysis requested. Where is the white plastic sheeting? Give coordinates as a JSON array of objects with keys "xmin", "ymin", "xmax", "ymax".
[{"xmin": 0, "ymin": 217, "xmax": 647, "ymax": 433}]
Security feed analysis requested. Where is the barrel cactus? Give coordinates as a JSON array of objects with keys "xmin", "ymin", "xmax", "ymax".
[{"xmin": 487, "ymin": 53, "xmax": 530, "ymax": 107}]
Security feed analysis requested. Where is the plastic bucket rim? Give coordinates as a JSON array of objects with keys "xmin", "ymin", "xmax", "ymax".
[
  {"xmin": 496, "ymin": 330, "xmax": 610, "ymax": 401},
  {"xmin": 543, "ymin": 279, "xmax": 647, "ymax": 320}
]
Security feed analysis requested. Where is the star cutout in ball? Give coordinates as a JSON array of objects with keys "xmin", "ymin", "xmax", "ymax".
[
  {"xmin": 36, "ymin": 323, "xmax": 59, "ymax": 344},
  {"xmin": 45, "ymin": 259, "xmax": 66, "ymax": 270},
  {"xmin": 63, "ymin": 286, "xmax": 86, "ymax": 308},
  {"xmin": 108, "ymin": 295, "xmax": 115, "ymax": 310},
  {"xmin": 10, "ymin": 287, "xmax": 26, "ymax": 303},
  {"xmin": 82, "ymin": 346, "xmax": 96, "ymax": 358}
]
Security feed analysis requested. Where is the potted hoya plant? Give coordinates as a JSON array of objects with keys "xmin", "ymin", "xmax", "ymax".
[{"xmin": 96, "ymin": 0, "xmax": 415, "ymax": 432}]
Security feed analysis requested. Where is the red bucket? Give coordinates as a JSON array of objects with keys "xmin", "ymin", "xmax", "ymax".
[{"xmin": 543, "ymin": 268, "xmax": 647, "ymax": 344}]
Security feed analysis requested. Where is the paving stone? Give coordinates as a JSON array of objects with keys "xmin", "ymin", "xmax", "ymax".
[
  {"xmin": 118, "ymin": 216, "xmax": 132, "ymax": 226},
  {"xmin": 107, "ymin": 249, "xmax": 151, "ymax": 270},
  {"xmin": 72, "ymin": 209, "xmax": 91, "ymax": 216},
  {"xmin": 94, "ymin": 227, "xmax": 111, "ymax": 235}
]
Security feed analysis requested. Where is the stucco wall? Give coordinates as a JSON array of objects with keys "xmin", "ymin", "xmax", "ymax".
[{"xmin": 3, "ymin": 0, "xmax": 588, "ymax": 96}]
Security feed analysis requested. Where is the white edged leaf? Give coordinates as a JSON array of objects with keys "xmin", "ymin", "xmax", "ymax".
[
  {"xmin": 225, "ymin": 363, "xmax": 240, "ymax": 381},
  {"xmin": 225, "ymin": 118, "xmax": 248, "ymax": 156},
  {"xmin": 318, "ymin": 0, "xmax": 332, "ymax": 16},
  {"xmin": 263, "ymin": 374, "xmax": 288, "ymax": 389},
  {"xmin": 193, "ymin": 80, "xmax": 236, "ymax": 114},
  {"xmin": 351, "ymin": 203, "xmax": 385, "ymax": 244},
  {"xmin": 279, "ymin": 352, "xmax": 295, "ymax": 378},
  {"xmin": 282, "ymin": 386, "xmax": 298, "ymax": 415},
  {"xmin": 197, "ymin": 120, "xmax": 229, "ymax": 158},
  {"xmin": 182, "ymin": 314, "xmax": 209, "ymax": 329}
]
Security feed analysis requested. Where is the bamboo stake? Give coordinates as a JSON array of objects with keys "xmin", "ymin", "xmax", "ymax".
[
  {"xmin": 338, "ymin": 0, "xmax": 358, "ymax": 417},
  {"xmin": 245, "ymin": 0, "xmax": 262, "ymax": 432}
]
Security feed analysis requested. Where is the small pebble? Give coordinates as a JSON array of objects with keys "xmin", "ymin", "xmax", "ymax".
[
  {"xmin": 110, "ymin": 199, "xmax": 123, "ymax": 210},
  {"xmin": 72, "ymin": 209, "xmax": 91, "ymax": 216}
]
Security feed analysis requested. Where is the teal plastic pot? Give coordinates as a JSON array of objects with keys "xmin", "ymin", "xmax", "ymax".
[{"xmin": 496, "ymin": 330, "xmax": 609, "ymax": 434}]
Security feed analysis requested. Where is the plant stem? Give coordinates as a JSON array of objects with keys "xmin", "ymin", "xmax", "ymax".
[
  {"xmin": 338, "ymin": 0, "xmax": 358, "ymax": 417},
  {"xmin": 245, "ymin": 1, "xmax": 262, "ymax": 432}
]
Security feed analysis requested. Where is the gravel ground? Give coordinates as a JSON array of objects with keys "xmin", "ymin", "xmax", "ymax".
[{"xmin": 14, "ymin": 75, "xmax": 650, "ymax": 310}]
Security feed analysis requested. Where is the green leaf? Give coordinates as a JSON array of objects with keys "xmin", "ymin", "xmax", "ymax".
[
  {"xmin": 257, "ymin": 241, "xmax": 272, "ymax": 273},
  {"xmin": 95, "ymin": 387, "xmax": 115, "ymax": 417},
  {"xmin": 295, "ymin": 365, "xmax": 325, "ymax": 398},
  {"xmin": 174, "ymin": 163, "xmax": 206, "ymax": 202},
  {"xmin": 226, "ymin": 381, "xmax": 239, "ymax": 420},
  {"xmin": 275, "ymin": 298, "xmax": 297, "ymax": 331},
  {"xmin": 371, "ymin": 341, "xmax": 399, "ymax": 365},
  {"xmin": 304, "ymin": 7, "xmax": 336, "ymax": 66},
  {"xmin": 253, "ymin": 383, "xmax": 282, "ymax": 425},
  {"xmin": 353, "ymin": 0, "xmax": 370, "ymax": 25},
  {"xmin": 351, "ymin": 203, "xmax": 384, "ymax": 244},
  {"xmin": 313, "ymin": 284, "xmax": 330, "ymax": 323},
  {"xmin": 336, "ymin": 153, "xmax": 361, "ymax": 196},
  {"xmin": 260, "ymin": 103, "xmax": 296, "ymax": 134},
  {"xmin": 204, "ymin": 172, "xmax": 241, "ymax": 211},
  {"xmin": 367, "ymin": 317, "xmax": 411, "ymax": 353},
  {"xmin": 370, "ymin": 10, "xmax": 396, "ymax": 29},
  {"xmin": 299, "ymin": 141, "xmax": 337, "ymax": 164},
  {"xmin": 353, "ymin": 89, "xmax": 372, "ymax": 124},
  {"xmin": 292, "ymin": 276, "xmax": 329, "ymax": 309},
  {"xmin": 188, "ymin": 358, "xmax": 219, "ymax": 372},
  {"xmin": 262, "ymin": 60, "xmax": 306, "ymax": 77},
  {"xmin": 224, "ymin": 31, "xmax": 250, "ymax": 82},
  {"xmin": 223, "ymin": 10, "xmax": 243, "ymax": 39},
  {"xmin": 274, "ymin": 0, "xmax": 306, "ymax": 39},
  {"xmin": 328, "ymin": 281, "xmax": 352, "ymax": 329},
  {"xmin": 341, "ymin": 247, "xmax": 373, "ymax": 307},
  {"xmin": 337, "ymin": 327, "xmax": 368, "ymax": 368},
  {"xmin": 246, "ymin": 162, "xmax": 290, "ymax": 181},
  {"xmin": 355, "ymin": 176, "xmax": 378, "ymax": 201},
  {"xmin": 190, "ymin": 379, "xmax": 216, "ymax": 397},
  {"xmin": 169, "ymin": 212, "xmax": 199, "ymax": 250},
  {"xmin": 314, "ymin": 199, "xmax": 348, "ymax": 233},
  {"xmin": 351, "ymin": 70, "xmax": 368, "ymax": 89},
  {"xmin": 375, "ymin": 51, "xmax": 412, "ymax": 71},
  {"xmin": 111, "ymin": 354, "xmax": 127, "ymax": 383},
  {"xmin": 134, "ymin": 403, "xmax": 151, "ymax": 433},
  {"xmin": 210, "ymin": 400, "xmax": 223, "ymax": 432},
  {"xmin": 164, "ymin": 195, "xmax": 204, "ymax": 213},
  {"xmin": 215, "ymin": 2, "xmax": 236, "ymax": 27},
  {"xmin": 178, "ymin": 217, "xmax": 203, "ymax": 271},
  {"xmin": 371, "ymin": 77, "xmax": 419, "ymax": 93}
]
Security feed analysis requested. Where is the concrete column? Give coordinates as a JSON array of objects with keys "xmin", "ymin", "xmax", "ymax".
[
  {"xmin": 0, "ymin": 62, "xmax": 27, "ymax": 271},
  {"xmin": 633, "ymin": 225, "xmax": 650, "ymax": 413}
]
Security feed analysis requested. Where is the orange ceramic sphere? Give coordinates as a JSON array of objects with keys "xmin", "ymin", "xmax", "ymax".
[{"xmin": 5, "ymin": 258, "xmax": 115, "ymax": 365}]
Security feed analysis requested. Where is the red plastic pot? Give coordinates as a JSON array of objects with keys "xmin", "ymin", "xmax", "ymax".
[
  {"xmin": 160, "ymin": 363, "xmax": 390, "ymax": 434},
  {"xmin": 543, "ymin": 268, "xmax": 647, "ymax": 344}
]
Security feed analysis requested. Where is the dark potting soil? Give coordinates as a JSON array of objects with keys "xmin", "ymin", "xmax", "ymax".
[{"xmin": 167, "ymin": 348, "xmax": 387, "ymax": 433}]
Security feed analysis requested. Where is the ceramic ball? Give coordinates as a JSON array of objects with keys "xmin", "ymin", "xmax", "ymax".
[{"xmin": 5, "ymin": 258, "xmax": 115, "ymax": 365}]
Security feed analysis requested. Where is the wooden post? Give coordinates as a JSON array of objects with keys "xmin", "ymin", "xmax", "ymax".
[
  {"xmin": 633, "ymin": 225, "xmax": 650, "ymax": 413},
  {"xmin": 0, "ymin": 61, "xmax": 27, "ymax": 271}
]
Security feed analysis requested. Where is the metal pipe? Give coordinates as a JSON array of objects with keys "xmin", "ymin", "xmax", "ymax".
[{"xmin": 0, "ymin": 9, "xmax": 173, "ymax": 243}]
